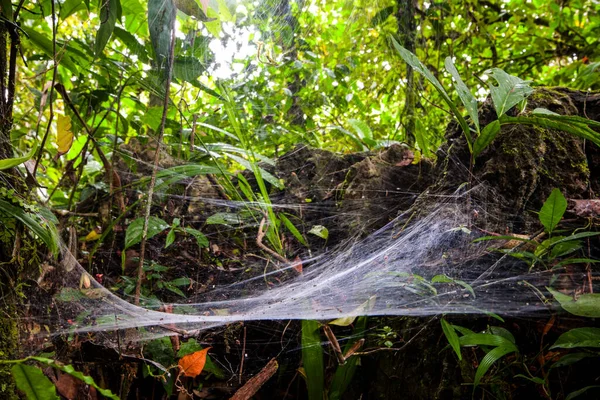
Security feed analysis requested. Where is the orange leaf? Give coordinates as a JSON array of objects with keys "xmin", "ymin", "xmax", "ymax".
[{"xmin": 178, "ymin": 347, "xmax": 211, "ymax": 378}]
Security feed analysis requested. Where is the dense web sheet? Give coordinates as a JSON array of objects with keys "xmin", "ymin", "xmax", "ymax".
[{"xmin": 39, "ymin": 180, "xmax": 566, "ymax": 344}]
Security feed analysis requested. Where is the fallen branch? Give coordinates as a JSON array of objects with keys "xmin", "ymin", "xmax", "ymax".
[{"xmin": 230, "ymin": 358, "xmax": 278, "ymax": 400}]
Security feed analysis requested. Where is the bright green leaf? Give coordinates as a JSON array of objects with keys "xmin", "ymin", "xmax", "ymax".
[{"xmin": 539, "ymin": 188, "xmax": 567, "ymax": 234}]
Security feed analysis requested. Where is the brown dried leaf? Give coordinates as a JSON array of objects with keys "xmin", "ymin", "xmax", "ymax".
[{"xmin": 178, "ymin": 347, "xmax": 211, "ymax": 378}]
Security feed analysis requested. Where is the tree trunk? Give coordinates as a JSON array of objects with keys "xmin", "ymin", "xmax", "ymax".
[{"xmin": 397, "ymin": 0, "xmax": 417, "ymax": 145}]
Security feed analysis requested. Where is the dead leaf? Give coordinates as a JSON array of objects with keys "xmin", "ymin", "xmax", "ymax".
[
  {"xmin": 292, "ymin": 256, "xmax": 303, "ymax": 274},
  {"xmin": 55, "ymin": 372, "xmax": 80, "ymax": 399},
  {"xmin": 178, "ymin": 347, "xmax": 211, "ymax": 378},
  {"xmin": 85, "ymin": 227, "xmax": 101, "ymax": 241},
  {"xmin": 57, "ymin": 114, "xmax": 74, "ymax": 155}
]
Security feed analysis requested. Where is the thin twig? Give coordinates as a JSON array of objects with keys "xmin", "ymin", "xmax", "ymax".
[
  {"xmin": 31, "ymin": 0, "xmax": 58, "ymax": 178},
  {"xmin": 134, "ymin": 28, "xmax": 176, "ymax": 305},
  {"xmin": 239, "ymin": 325, "xmax": 246, "ymax": 384},
  {"xmin": 256, "ymin": 217, "xmax": 289, "ymax": 264}
]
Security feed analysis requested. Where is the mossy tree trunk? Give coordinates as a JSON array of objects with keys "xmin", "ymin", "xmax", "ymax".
[{"xmin": 0, "ymin": 4, "xmax": 20, "ymax": 397}]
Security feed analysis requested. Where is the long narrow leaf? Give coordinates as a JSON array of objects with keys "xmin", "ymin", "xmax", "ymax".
[
  {"xmin": 473, "ymin": 120, "xmax": 500, "ymax": 157},
  {"xmin": 391, "ymin": 37, "xmax": 473, "ymax": 149},
  {"xmin": 301, "ymin": 320, "xmax": 324, "ymax": 400},
  {"xmin": 445, "ymin": 57, "xmax": 479, "ymax": 131},
  {"xmin": 473, "ymin": 344, "xmax": 517, "ymax": 387},
  {"xmin": 441, "ymin": 318, "xmax": 462, "ymax": 360}
]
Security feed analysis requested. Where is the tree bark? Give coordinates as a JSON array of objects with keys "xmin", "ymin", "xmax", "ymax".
[{"xmin": 397, "ymin": 0, "xmax": 417, "ymax": 145}]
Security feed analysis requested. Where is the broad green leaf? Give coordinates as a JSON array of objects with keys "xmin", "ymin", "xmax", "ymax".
[
  {"xmin": 165, "ymin": 229, "xmax": 176, "ymax": 248},
  {"xmin": 301, "ymin": 320, "xmax": 324, "ymax": 400},
  {"xmin": 551, "ymin": 327, "xmax": 600, "ymax": 349},
  {"xmin": 539, "ymin": 188, "xmax": 567, "ymax": 234},
  {"xmin": 173, "ymin": 0, "xmax": 212, "ymax": 21},
  {"xmin": 11, "ymin": 364, "xmax": 59, "ymax": 400},
  {"xmin": 182, "ymin": 227, "xmax": 208, "ymax": 248},
  {"xmin": 391, "ymin": 37, "xmax": 473, "ymax": 149},
  {"xmin": 60, "ymin": 0, "xmax": 87, "ymax": 20},
  {"xmin": 95, "ymin": 0, "xmax": 119, "ymax": 56},
  {"xmin": 548, "ymin": 287, "xmax": 600, "ymax": 317},
  {"xmin": 309, "ymin": 225, "xmax": 329, "ymax": 240},
  {"xmin": 473, "ymin": 120, "xmax": 500, "ymax": 157},
  {"xmin": 21, "ymin": 27, "xmax": 78, "ymax": 73},
  {"xmin": 441, "ymin": 318, "xmax": 462, "ymax": 360},
  {"xmin": 112, "ymin": 27, "xmax": 149, "ymax": 62},
  {"xmin": 550, "ymin": 352, "xmax": 595, "ymax": 368},
  {"xmin": 473, "ymin": 344, "xmax": 517, "ymax": 387},
  {"xmin": 485, "ymin": 68, "xmax": 533, "ymax": 117},
  {"xmin": 0, "ymin": 143, "xmax": 37, "ymax": 170},
  {"xmin": 348, "ymin": 119, "xmax": 374, "ymax": 144},
  {"xmin": 148, "ymin": 0, "xmax": 176, "ymax": 73},
  {"xmin": 445, "ymin": 57, "xmax": 479, "ymax": 131},
  {"xmin": 124, "ymin": 216, "xmax": 170, "ymax": 249},
  {"xmin": 173, "ymin": 56, "xmax": 206, "ymax": 82},
  {"xmin": 279, "ymin": 213, "xmax": 308, "ymax": 247},
  {"xmin": 1, "ymin": 0, "xmax": 13, "ymax": 20}
]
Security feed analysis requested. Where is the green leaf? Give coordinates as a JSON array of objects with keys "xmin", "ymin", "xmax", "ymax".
[
  {"xmin": 485, "ymin": 68, "xmax": 533, "ymax": 117},
  {"xmin": 459, "ymin": 333, "xmax": 517, "ymax": 349},
  {"xmin": 441, "ymin": 318, "xmax": 462, "ymax": 360},
  {"xmin": 21, "ymin": 27, "xmax": 78, "ymax": 74},
  {"xmin": 566, "ymin": 386, "xmax": 600, "ymax": 400},
  {"xmin": 0, "ymin": 200, "xmax": 59, "ymax": 255},
  {"xmin": 414, "ymin": 118, "xmax": 432, "ymax": 157},
  {"xmin": 539, "ymin": 188, "xmax": 567, "ymax": 234},
  {"xmin": 173, "ymin": 0, "xmax": 212, "ymax": 21},
  {"xmin": 124, "ymin": 216, "xmax": 169, "ymax": 249},
  {"xmin": 551, "ymin": 328, "xmax": 600, "ymax": 349},
  {"xmin": 11, "ymin": 364, "xmax": 59, "ymax": 400},
  {"xmin": 473, "ymin": 120, "xmax": 500, "ymax": 157},
  {"xmin": 329, "ymin": 315, "xmax": 368, "ymax": 400},
  {"xmin": 165, "ymin": 229, "xmax": 176, "ymax": 248},
  {"xmin": 173, "ymin": 56, "xmax": 206, "ymax": 82},
  {"xmin": 391, "ymin": 37, "xmax": 473, "ymax": 150},
  {"xmin": 550, "ymin": 352, "xmax": 595, "ymax": 368},
  {"xmin": 308, "ymin": 225, "xmax": 329, "ymax": 240},
  {"xmin": 473, "ymin": 344, "xmax": 517, "ymax": 387},
  {"xmin": 95, "ymin": 0, "xmax": 119, "ymax": 56},
  {"xmin": 0, "ymin": 143, "xmax": 37, "ymax": 170},
  {"xmin": 347, "ymin": 119, "xmax": 375, "ymax": 147},
  {"xmin": 279, "ymin": 213, "xmax": 308, "ymax": 247},
  {"xmin": 500, "ymin": 114, "xmax": 600, "ymax": 148},
  {"xmin": 432, "ymin": 274, "xmax": 475, "ymax": 298},
  {"xmin": 112, "ymin": 27, "xmax": 149, "ymax": 62},
  {"xmin": 301, "ymin": 320, "xmax": 324, "ymax": 400},
  {"xmin": 28, "ymin": 357, "xmax": 119, "ymax": 399},
  {"xmin": 148, "ymin": 0, "xmax": 176, "ymax": 74},
  {"xmin": 445, "ymin": 57, "xmax": 479, "ymax": 131},
  {"xmin": 206, "ymin": 212, "xmax": 244, "ymax": 226},
  {"xmin": 182, "ymin": 227, "xmax": 208, "ymax": 248},
  {"xmin": 548, "ymin": 287, "xmax": 600, "ymax": 317},
  {"xmin": 60, "ymin": 0, "xmax": 87, "ymax": 20}
]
